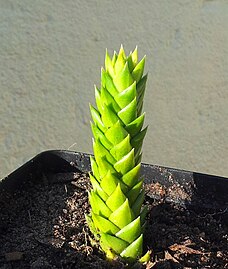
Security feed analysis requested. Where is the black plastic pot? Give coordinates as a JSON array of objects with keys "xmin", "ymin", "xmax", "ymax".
[
  {"xmin": 1, "ymin": 150, "xmax": 228, "ymax": 268},
  {"xmin": 1, "ymin": 150, "xmax": 227, "ymax": 211}
]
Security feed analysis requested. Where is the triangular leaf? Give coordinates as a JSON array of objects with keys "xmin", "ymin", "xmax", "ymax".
[
  {"xmin": 90, "ymin": 156, "xmax": 100, "ymax": 181},
  {"xmin": 109, "ymin": 199, "xmax": 133, "ymax": 229},
  {"xmin": 114, "ymin": 45, "xmax": 126, "ymax": 74},
  {"xmin": 132, "ymin": 56, "xmax": 146, "ymax": 83},
  {"xmin": 100, "ymin": 233, "xmax": 128, "ymax": 255},
  {"xmin": 105, "ymin": 49, "xmax": 115, "ymax": 77},
  {"xmin": 112, "ymin": 51, "xmax": 118, "ymax": 66},
  {"xmin": 132, "ymin": 190, "xmax": 145, "ymax": 217},
  {"xmin": 125, "ymin": 113, "xmax": 145, "ymax": 137},
  {"xmin": 121, "ymin": 163, "xmax": 141, "ymax": 188},
  {"xmin": 114, "ymin": 148, "xmax": 135, "ymax": 175},
  {"xmin": 102, "ymin": 104, "xmax": 120, "ymax": 128},
  {"xmin": 93, "ymin": 138, "xmax": 116, "ymax": 165},
  {"xmin": 100, "ymin": 86, "xmax": 120, "ymax": 113},
  {"xmin": 137, "ymin": 74, "xmax": 147, "ymax": 99},
  {"xmin": 114, "ymin": 81, "xmax": 136, "ymax": 109},
  {"xmin": 90, "ymin": 122, "xmax": 112, "ymax": 150},
  {"xmin": 131, "ymin": 127, "xmax": 148, "ymax": 153},
  {"xmin": 110, "ymin": 134, "xmax": 132, "ymax": 161},
  {"xmin": 106, "ymin": 184, "xmax": 127, "ymax": 212},
  {"xmin": 89, "ymin": 173, "xmax": 108, "ymax": 201},
  {"xmin": 96, "ymin": 156, "xmax": 117, "ymax": 178},
  {"xmin": 105, "ymin": 121, "xmax": 128, "ymax": 145},
  {"xmin": 89, "ymin": 191, "xmax": 112, "ymax": 218},
  {"xmin": 127, "ymin": 179, "xmax": 143, "ymax": 205},
  {"xmin": 118, "ymin": 97, "xmax": 137, "ymax": 125},
  {"xmin": 90, "ymin": 104, "xmax": 106, "ymax": 132},
  {"xmin": 116, "ymin": 216, "xmax": 141, "ymax": 244},
  {"xmin": 94, "ymin": 85, "xmax": 103, "ymax": 112},
  {"xmin": 101, "ymin": 171, "xmax": 120, "ymax": 195},
  {"xmin": 92, "ymin": 213, "xmax": 119, "ymax": 234},
  {"xmin": 120, "ymin": 234, "xmax": 143, "ymax": 260},
  {"xmin": 103, "ymin": 71, "xmax": 118, "ymax": 97},
  {"xmin": 113, "ymin": 62, "xmax": 134, "ymax": 92}
]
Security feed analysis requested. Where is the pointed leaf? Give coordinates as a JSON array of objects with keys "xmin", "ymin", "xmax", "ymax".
[
  {"xmin": 105, "ymin": 49, "xmax": 115, "ymax": 77},
  {"xmin": 106, "ymin": 184, "xmax": 126, "ymax": 212},
  {"xmin": 90, "ymin": 104, "xmax": 106, "ymax": 132},
  {"xmin": 110, "ymin": 134, "xmax": 132, "ymax": 161},
  {"xmin": 114, "ymin": 148, "xmax": 135, "ymax": 175},
  {"xmin": 92, "ymin": 213, "xmax": 119, "ymax": 234},
  {"xmin": 139, "ymin": 250, "xmax": 151, "ymax": 263},
  {"xmin": 103, "ymin": 71, "xmax": 118, "ymax": 96},
  {"xmin": 89, "ymin": 191, "xmax": 112, "ymax": 218},
  {"xmin": 93, "ymin": 139, "xmax": 116, "ymax": 165},
  {"xmin": 100, "ymin": 86, "xmax": 120, "ymax": 112},
  {"xmin": 101, "ymin": 67, "xmax": 106, "ymax": 88},
  {"xmin": 112, "ymin": 51, "xmax": 117, "ymax": 66},
  {"xmin": 137, "ymin": 74, "xmax": 147, "ymax": 99},
  {"xmin": 127, "ymin": 179, "xmax": 143, "ymax": 205},
  {"xmin": 127, "ymin": 46, "xmax": 138, "ymax": 72},
  {"xmin": 102, "ymin": 104, "xmax": 120, "ymax": 128},
  {"xmin": 135, "ymin": 152, "xmax": 142, "ymax": 165},
  {"xmin": 116, "ymin": 216, "xmax": 141, "ymax": 244},
  {"xmin": 118, "ymin": 97, "xmax": 137, "ymax": 125},
  {"xmin": 121, "ymin": 163, "xmax": 141, "ymax": 188},
  {"xmin": 94, "ymin": 85, "xmax": 103, "ymax": 112},
  {"xmin": 132, "ymin": 190, "xmax": 145, "ymax": 216},
  {"xmin": 90, "ymin": 156, "xmax": 100, "ymax": 181},
  {"xmin": 114, "ymin": 45, "xmax": 126, "ymax": 74},
  {"xmin": 114, "ymin": 81, "xmax": 136, "ymax": 109},
  {"xmin": 85, "ymin": 214, "xmax": 99, "ymax": 240},
  {"xmin": 100, "ymin": 171, "xmax": 119, "ymax": 195},
  {"xmin": 131, "ymin": 127, "xmax": 148, "ymax": 153},
  {"xmin": 100, "ymin": 171, "xmax": 128, "ymax": 195},
  {"xmin": 131, "ymin": 46, "xmax": 138, "ymax": 68},
  {"xmin": 126, "ymin": 113, "xmax": 145, "ymax": 137},
  {"xmin": 109, "ymin": 199, "xmax": 133, "ymax": 229},
  {"xmin": 90, "ymin": 122, "xmax": 112, "ymax": 150},
  {"xmin": 89, "ymin": 173, "xmax": 108, "ymax": 201},
  {"xmin": 100, "ymin": 233, "xmax": 128, "ymax": 255},
  {"xmin": 96, "ymin": 156, "xmax": 117, "ymax": 178},
  {"xmin": 137, "ymin": 100, "xmax": 144, "ymax": 116},
  {"xmin": 127, "ymin": 52, "xmax": 134, "ymax": 73},
  {"xmin": 113, "ymin": 62, "xmax": 134, "ymax": 92},
  {"xmin": 105, "ymin": 121, "xmax": 128, "ymax": 145},
  {"xmin": 132, "ymin": 56, "xmax": 146, "ymax": 83},
  {"xmin": 120, "ymin": 234, "xmax": 143, "ymax": 260},
  {"xmin": 140, "ymin": 206, "xmax": 148, "ymax": 225}
]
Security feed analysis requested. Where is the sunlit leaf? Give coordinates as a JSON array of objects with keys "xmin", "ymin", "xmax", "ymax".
[
  {"xmin": 109, "ymin": 199, "xmax": 133, "ymax": 229},
  {"xmin": 100, "ymin": 232, "xmax": 128, "ymax": 254},
  {"xmin": 120, "ymin": 234, "xmax": 143, "ymax": 260},
  {"xmin": 116, "ymin": 216, "xmax": 141, "ymax": 243},
  {"xmin": 92, "ymin": 213, "xmax": 119, "ymax": 234}
]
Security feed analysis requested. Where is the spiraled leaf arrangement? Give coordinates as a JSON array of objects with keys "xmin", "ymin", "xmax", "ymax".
[{"xmin": 88, "ymin": 46, "xmax": 148, "ymax": 263}]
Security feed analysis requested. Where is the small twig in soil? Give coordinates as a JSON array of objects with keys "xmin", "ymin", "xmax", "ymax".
[
  {"xmin": 27, "ymin": 210, "xmax": 32, "ymax": 224},
  {"xmin": 64, "ymin": 184, "xmax": 68, "ymax": 194},
  {"xmin": 199, "ymin": 207, "xmax": 227, "ymax": 219},
  {"xmin": 71, "ymin": 181, "xmax": 88, "ymax": 191}
]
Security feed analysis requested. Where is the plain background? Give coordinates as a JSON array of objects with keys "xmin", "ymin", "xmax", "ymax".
[{"xmin": 0, "ymin": 0, "xmax": 227, "ymax": 179}]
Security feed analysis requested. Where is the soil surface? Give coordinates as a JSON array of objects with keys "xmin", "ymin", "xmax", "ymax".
[{"xmin": 0, "ymin": 172, "xmax": 227, "ymax": 268}]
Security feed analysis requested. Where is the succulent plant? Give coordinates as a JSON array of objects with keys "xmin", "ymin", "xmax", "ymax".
[{"xmin": 87, "ymin": 45, "xmax": 148, "ymax": 262}]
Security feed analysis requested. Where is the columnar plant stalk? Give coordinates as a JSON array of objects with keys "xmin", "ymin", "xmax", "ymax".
[{"xmin": 88, "ymin": 46, "xmax": 148, "ymax": 262}]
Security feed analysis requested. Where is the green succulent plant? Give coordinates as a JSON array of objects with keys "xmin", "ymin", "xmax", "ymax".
[{"xmin": 87, "ymin": 45, "xmax": 148, "ymax": 263}]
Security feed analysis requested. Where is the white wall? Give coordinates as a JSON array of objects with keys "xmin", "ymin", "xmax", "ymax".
[{"xmin": 0, "ymin": 0, "xmax": 227, "ymax": 178}]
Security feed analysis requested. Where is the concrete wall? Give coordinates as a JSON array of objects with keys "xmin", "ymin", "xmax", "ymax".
[{"xmin": 0, "ymin": 0, "xmax": 227, "ymax": 179}]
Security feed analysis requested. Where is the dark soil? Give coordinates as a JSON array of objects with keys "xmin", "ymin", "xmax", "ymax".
[{"xmin": 0, "ymin": 172, "xmax": 227, "ymax": 269}]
